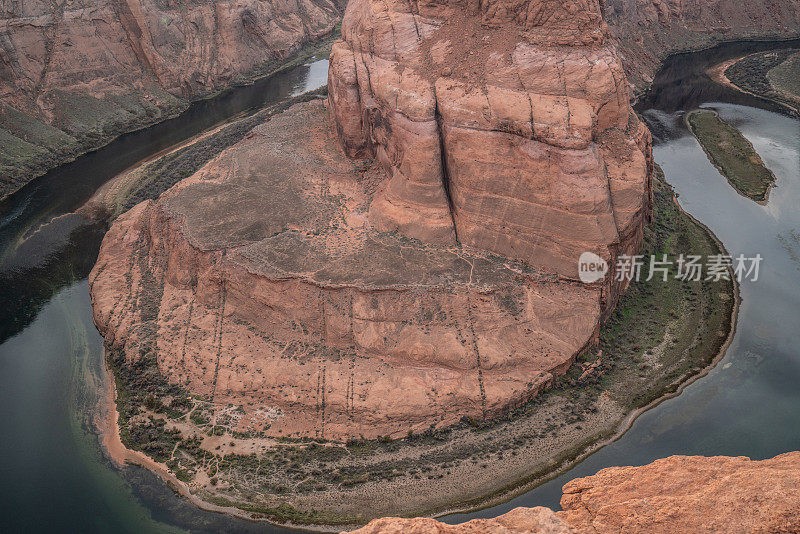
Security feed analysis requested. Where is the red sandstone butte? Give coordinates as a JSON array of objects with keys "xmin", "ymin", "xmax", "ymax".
[
  {"xmin": 348, "ymin": 452, "xmax": 800, "ymax": 533},
  {"xmin": 328, "ymin": 0, "xmax": 654, "ymax": 281},
  {"xmin": 90, "ymin": 0, "xmax": 652, "ymax": 440}
]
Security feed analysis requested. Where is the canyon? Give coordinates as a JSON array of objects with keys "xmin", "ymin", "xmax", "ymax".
[
  {"xmin": 79, "ymin": 0, "xmax": 797, "ymax": 525},
  {"xmin": 4, "ymin": 0, "xmax": 800, "ymax": 197},
  {"xmin": 0, "ymin": 0, "xmax": 793, "ymax": 528},
  {"xmin": 603, "ymin": 0, "xmax": 800, "ymax": 92},
  {"xmin": 0, "ymin": 0, "xmax": 343, "ymax": 197}
]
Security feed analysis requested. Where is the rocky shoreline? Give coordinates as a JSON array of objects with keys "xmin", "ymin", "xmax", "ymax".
[
  {"xmin": 720, "ymin": 49, "xmax": 800, "ymax": 112},
  {"xmin": 91, "ymin": 155, "xmax": 738, "ymax": 526},
  {"xmin": 352, "ymin": 451, "xmax": 800, "ymax": 533},
  {"xmin": 686, "ymin": 109, "xmax": 777, "ymax": 203},
  {"xmin": 0, "ymin": 0, "xmax": 796, "ymax": 530},
  {"xmin": 601, "ymin": 0, "xmax": 800, "ymax": 96},
  {"xmin": 5, "ymin": 1, "xmax": 800, "ymax": 199}
]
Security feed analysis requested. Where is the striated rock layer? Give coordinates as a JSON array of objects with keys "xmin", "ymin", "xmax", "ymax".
[
  {"xmin": 91, "ymin": 100, "xmax": 604, "ymax": 439},
  {"xmin": 328, "ymin": 0, "xmax": 653, "ymax": 284},
  {"xmin": 351, "ymin": 507, "xmax": 575, "ymax": 533},
  {"xmin": 91, "ymin": 0, "xmax": 652, "ymax": 439},
  {"xmin": 350, "ymin": 452, "xmax": 800, "ymax": 533},
  {"xmin": 0, "ymin": 0, "xmax": 342, "ymax": 196},
  {"xmin": 1, "ymin": 0, "xmax": 341, "ymax": 109}
]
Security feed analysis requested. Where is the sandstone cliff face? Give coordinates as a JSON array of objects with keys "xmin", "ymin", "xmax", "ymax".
[
  {"xmin": 90, "ymin": 0, "xmax": 652, "ymax": 440},
  {"xmin": 559, "ymin": 452, "xmax": 800, "ymax": 533},
  {"xmin": 0, "ymin": 0, "xmax": 342, "ymax": 196},
  {"xmin": 90, "ymin": 100, "xmax": 603, "ymax": 439},
  {"xmin": 349, "ymin": 452, "xmax": 800, "ymax": 533},
  {"xmin": 603, "ymin": 0, "xmax": 800, "ymax": 91},
  {"xmin": 327, "ymin": 0, "xmax": 653, "ymax": 286}
]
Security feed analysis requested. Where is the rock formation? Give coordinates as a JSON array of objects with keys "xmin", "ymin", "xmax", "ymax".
[
  {"xmin": 90, "ymin": 0, "xmax": 652, "ymax": 440},
  {"xmin": 327, "ymin": 0, "xmax": 654, "ymax": 279},
  {"xmin": 351, "ymin": 507, "xmax": 574, "ymax": 533},
  {"xmin": 603, "ymin": 0, "xmax": 800, "ymax": 91},
  {"xmin": 559, "ymin": 452, "xmax": 800, "ymax": 532},
  {"xmin": 0, "ymin": 0, "xmax": 343, "ymax": 196},
  {"xmin": 349, "ymin": 452, "xmax": 800, "ymax": 533}
]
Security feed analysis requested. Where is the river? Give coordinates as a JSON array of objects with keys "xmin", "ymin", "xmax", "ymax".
[
  {"xmin": 0, "ymin": 59, "xmax": 327, "ymax": 534},
  {"xmin": 0, "ymin": 41, "xmax": 798, "ymax": 532}
]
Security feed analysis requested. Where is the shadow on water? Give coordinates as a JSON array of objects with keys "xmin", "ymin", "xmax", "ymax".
[
  {"xmin": 0, "ymin": 60, "xmax": 328, "ymax": 345},
  {"xmin": 635, "ymin": 38, "xmax": 800, "ymax": 144},
  {"xmin": 0, "ymin": 60, "xmax": 328, "ymax": 533},
  {"xmin": 636, "ymin": 38, "xmax": 800, "ymax": 115}
]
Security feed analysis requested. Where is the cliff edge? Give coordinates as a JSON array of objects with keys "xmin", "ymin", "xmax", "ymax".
[
  {"xmin": 0, "ymin": 0, "xmax": 343, "ymax": 197},
  {"xmin": 351, "ymin": 452, "xmax": 800, "ymax": 533}
]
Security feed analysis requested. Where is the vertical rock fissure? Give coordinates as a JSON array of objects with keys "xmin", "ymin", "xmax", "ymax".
[
  {"xmin": 210, "ymin": 252, "xmax": 228, "ymax": 401},
  {"xmin": 434, "ymin": 93, "xmax": 460, "ymax": 244},
  {"xmin": 465, "ymin": 294, "xmax": 487, "ymax": 418},
  {"xmin": 319, "ymin": 365, "xmax": 327, "ymax": 438},
  {"xmin": 179, "ymin": 300, "xmax": 194, "ymax": 366},
  {"xmin": 404, "ymin": 0, "xmax": 422, "ymax": 40},
  {"xmin": 106, "ymin": 235, "xmax": 142, "ymax": 347},
  {"xmin": 111, "ymin": 0, "xmax": 157, "ymax": 78},
  {"xmin": 209, "ymin": 284, "xmax": 227, "ymax": 400},
  {"xmin": 350, "ymin": 53, "xmax": 367, "ymax": 151},
  {"xmin": 347, "ymin": 293, "xmax": 356, "ymax": 419}
]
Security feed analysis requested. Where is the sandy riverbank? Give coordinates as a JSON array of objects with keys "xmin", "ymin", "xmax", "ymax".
[
  {"xmin": 96, "ymin": 352, "xmax": 348, "ymax": 531},
  {"xmin": 707, "ymin": 54, "xmax": 799, "ymax": 114}
]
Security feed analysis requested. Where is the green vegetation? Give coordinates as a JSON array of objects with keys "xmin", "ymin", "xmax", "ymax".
[
  {"xmin": 412, "ymin": 166, "xmax": 738, "ymax": 518},
  {"xmin": 202, "ymin": 495, "xmax": 362, "ymax": 526},
  {"xmin": 688, "ymin": 109, "xmax": 776, "ymax": 202},
  {"xmin": 109, "ymin": 349, "xmax": 191, "ymax": 460},
  {"xmin": 725, "ymin": 49, "xmax": 800, "ymax": 111},
  {"xmin": 767, "ymin": 52, "xmax": 800, "ymax": 105},
  {"xmin": 0, "ymin": 106, "xmax": 81, "ymax": 194},
  {"xmin": 108, "ymin": 163, "xmax": 736, "ymax": 525},
  {"xmin": 475, "ymin": 164, "xmax": 735, "ymax": 427},
  {"xmin": 0, "ymin": 88, "xmax": 185, "ymax": 199},
  {"xmin": 725, "ymin": 49, "xmax": 796, "ymax": 96},
  {"xmin": 554, "ymin": 166, "xmax": 736, "ymax": 410},
  {"xmin": 0, "ymin": 27, "xmax": 340, "ymax": 200}
]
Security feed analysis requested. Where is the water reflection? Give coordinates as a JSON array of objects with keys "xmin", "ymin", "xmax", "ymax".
[
  {"xmin": 1, "ymin": 38, "xmax": 799, "ymax": 531},
  {"xmin": 0, "ymin": 60, "xmax": 328, "ymax": 533},
  {"xmin": 637, "ymin": 38, "xmax": 800, "ymax": 114}
]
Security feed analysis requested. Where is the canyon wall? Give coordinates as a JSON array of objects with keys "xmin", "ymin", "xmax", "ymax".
[
  {"xmin": 350, "ymin": 452, "xmax": 800, "ymax": 533},
  {"xmin": 327, "ymin": 0, "xmax": 653, "ymax": 284},
  {"xmin": 0, "ymin": 0, "xmax": 342, "ymax": 197},
  {"xmin": 603, "ymin": 0, "xmax": 800, "ymax": 91},
  {"xmin": 5, "ymin": 0, "xmax": 800, "ymax": 198}
]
